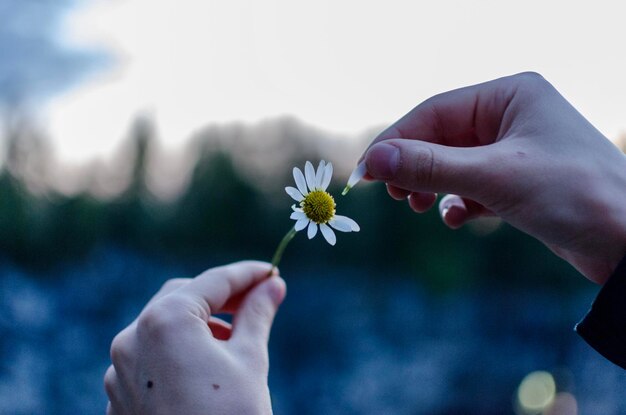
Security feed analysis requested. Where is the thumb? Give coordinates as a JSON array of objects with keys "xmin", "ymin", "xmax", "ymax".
[
  {"xmin": 232, "ymin": 276, "xmax": 286, "ymax": 350},
  {"xmin": 364, "ymin": 139, "xmax": 498, "ymax": 199}
]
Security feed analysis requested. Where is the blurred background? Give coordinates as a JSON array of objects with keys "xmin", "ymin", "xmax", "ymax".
[{"xmin": 1, "ymin": 0, "xmax": 625, "ymax": 414}]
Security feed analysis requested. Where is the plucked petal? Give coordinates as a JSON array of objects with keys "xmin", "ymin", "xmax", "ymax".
[
  {"xmin": 319, "ymin": 223, "xmax": 336, "ymax": 245},
  {"xmin": 315, "ymin": 160, "xmax": 326, "ymax": 189},
  {"xmin": 290, "ymin": 211, "xmax": 306, "ymax": 220},
  {"xmin": 294, "ymin": 218, "xmax": 309, "ymax": 231},
  {"xmin": 305, "ymin": 161, "xmax": 317, "ymax": 192},
  {"xmin": 293, "ymin": 167, "xmax": 308, "ymax": 196},
  {"xmin": 347, "ymin": 161, "xmax": 366, "ymax": 187},
  {"xmin": 307, "ymin": 221, "xmax": 318, "ymax": 239},
  {"xmin": 285, "ymin": 186, "xmax": 304, "ymax": 202},
  {"xmin": 320, "ymin": 162, "xmax": 333, "ymax": 190},
  {"xmin": 342, "ymin": 161, "xmax": 366, "ymax": 195},
  {"xmin": 332, "ymin": 214, "xmax": 360, "ymax": 232}
]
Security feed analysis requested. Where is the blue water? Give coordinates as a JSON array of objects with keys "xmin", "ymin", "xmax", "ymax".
[{"xmin": 0, "ymin": 248, "xmax": 624, "ymax": 414}]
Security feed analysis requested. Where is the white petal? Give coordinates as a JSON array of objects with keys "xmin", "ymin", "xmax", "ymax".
[
  {"xmin": 307, "ymin": 221, "xmax": 318, "ymax": 239},
  {"xmin": 290, "ymin": 211, "xmax": 306, "ymax": 220},
  {"xmin": 294, "ymin": 218, "xmax": 309, "ymax": 232},
  {"xmin": 305, "ymin": 161, "xmax": 317, "ymax": 192},
  {"xmin": 315, "ymin": 160, "xmax": 326, "ymax": 189},
  {"xmin": 291, "ymin": 204, "xmax": 303, "ymax": 212},
  {"xmin": 329, "ymin": 219, "xmax": 350, "ymax": 232},
  {"xmin": 342, "ymin": 160, "xmax": 366, "ymax": 195},
  {"xmin": 329, "ymin": 218, "xmax": 351, "ymax": 232},
  {"xmin": 319, "ymin": 223, "xmax": 336, "ymax": 245},
  {"xmin": 347, "ymin": 161, "xmax": 366, "ymax": 187},
  {"xmin": 331, "ymin": 215, "xmax": 360, "ymax": 232},
  {"xmin": 285, "ymin": 186, "xmax": 304, "ymax": 202},
  {"xmin": 293, "ymin": 167, "xmax": 308, "ymax": 196},
  {"xmin": 320, "ymin": 162, "xmax": 333, "ymax": 191}
]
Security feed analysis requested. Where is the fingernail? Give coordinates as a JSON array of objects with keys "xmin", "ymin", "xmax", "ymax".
[{"xmin": 366, "ymin": 143, "xmax": 400, "ymax": 180}]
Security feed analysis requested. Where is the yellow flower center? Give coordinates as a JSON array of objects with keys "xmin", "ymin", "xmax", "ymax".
[{"xmin": 301, "ymin": 190, "xmax": 336, "ymax": 224}]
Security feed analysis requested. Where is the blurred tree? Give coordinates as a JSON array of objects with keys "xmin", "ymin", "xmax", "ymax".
[
  {"xmin": 0, "ymin": 112, "xmax": 592, "ymax": 291},
  {"xmin": 0, "ymin": 171, "xmax": 31, "ymax": 264},
  {"xmin": 166, "ymin": 145, "xmax": 266, "ymax": 258},
  {"xmin": 2, "ymin": 108, "xmax": 51, "ymax": 193},
  {"xmin": 107, "ymin": 116, "xmax": 160, "ymax": 250}
]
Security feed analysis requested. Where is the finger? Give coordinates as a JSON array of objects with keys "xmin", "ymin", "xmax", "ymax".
[
  {"xmin": 111, "ymin": 278, "xmax": 192, "ymax": 352},
  {"xmin": 439, "ymin": 194, "xmax": 495, "ymax": 229},
  {"xmin": 407, "ymin": 192, "xmax": 437, "ymax": 213},
  {"xmin": 220, "ymin": 289, "xmax": 250, "ymax": 314},
  {"xmin": 216, "ymin": 266, "xmax": 281, "ymax": 314},
  {"xmin": 176, "ymin": 261, "xmax": 274, "ymax": 322},
  {"xmin": 104, "ymin": 366, "xmax": 126, "ymax": 414},
  {"xmin": 220, "ymin": 266, "xmax": 281, "ymax": 313},
  {"xmin": 145, "ymin": 278, "xmax": 192, "ymax": 310},
  {"xmin": 359, "ymin": 74, "xmax": 520, "ymax": 161},
  {"xmin": 232, "ymin": 276, "xmax": 286, "ymax": 351},
  {"xmin": 387, "ymin": 184, "xmax": 410, "ymax": 200},
  {"xmin": 208, "ymin": 316, "xmax": 233, "ymax": 340},
  {"xmin": 109, "ymin": 326, "xmax": 138, "ymax": 381},
  {"xmin": 365, "ymin": 138, "xmax": 500, "ymax": 199},
  {"xmin": 128, "ymin": 278, "xmax": 192, "ymax": 328}
]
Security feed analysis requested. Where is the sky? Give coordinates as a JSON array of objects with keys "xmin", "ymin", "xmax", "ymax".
[
  {"xmin": 0, "ymin": 0, "xmax": 105, "ymax": 104},
  {"xmin": 6, "ymin": 0, "xmax": 626, "ymax": 163}
]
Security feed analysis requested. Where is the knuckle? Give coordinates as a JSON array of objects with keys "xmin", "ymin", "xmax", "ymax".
[
  {"xmin": 110, "ymin": 330, "xmax": 133, "ymax": 366},
  {"xmin": 516, "ymin": 71, "xmax": 545, "ymax": 82},
  {"xmin": 103, "ymin": 366, "xmax": 117, "ymax": 396},
  {"xmin": 136, "ymin": 299, "xmax": 185, "ymax": 339},
  {"xmin": 514, "ymin": 71, "xmax": 552, "ymax": 92}
]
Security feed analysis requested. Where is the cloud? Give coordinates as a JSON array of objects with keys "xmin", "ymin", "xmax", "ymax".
[{"xmin": 0, "ymin": 0, "xmax": 108, "ymax": 105}]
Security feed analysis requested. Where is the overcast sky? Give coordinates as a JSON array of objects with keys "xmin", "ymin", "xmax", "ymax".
[{"xmin": 13, "ymin": 0, "xmax": 626, "ymax": 163}]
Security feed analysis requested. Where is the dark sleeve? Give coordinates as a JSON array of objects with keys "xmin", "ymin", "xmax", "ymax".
[{"xmin": 575, "ymin": 254, "xmax": 626, "ymax": 370}]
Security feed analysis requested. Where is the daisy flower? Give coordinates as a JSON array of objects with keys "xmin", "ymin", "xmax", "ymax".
[
  {"xmin": 270, "ymin": 160, "xmax": 360, "ymax": 270},
  {"xmin": 286, "ymin": 160, "xmax": 360, "ymax": 245}
]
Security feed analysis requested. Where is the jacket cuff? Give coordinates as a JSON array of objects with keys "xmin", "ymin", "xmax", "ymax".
[{"xmin": 575, "ymin": 254, "xmax": 626, "ymax": 370}]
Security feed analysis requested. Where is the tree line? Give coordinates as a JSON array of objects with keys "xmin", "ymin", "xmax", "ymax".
[{"xmin": 0, "ymin": 115, "xmax": 597, "ymax": 291}]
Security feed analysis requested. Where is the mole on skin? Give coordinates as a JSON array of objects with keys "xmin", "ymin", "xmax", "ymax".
[{"xmin": 212, "ymin": 384, "xmax": 220, "ymax": 390}]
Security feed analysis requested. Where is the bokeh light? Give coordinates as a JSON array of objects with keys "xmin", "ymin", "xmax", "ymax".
[
  {"xmin": 545, "ymin": 392, "xmax": 578, "ymax": 415},
  {"xmin": 516, "ymin": 371, "xmax": 556, "ymax": 414}
]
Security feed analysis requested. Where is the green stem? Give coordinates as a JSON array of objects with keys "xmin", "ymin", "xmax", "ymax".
[{"xmin": 270, "ymin": 226, "xmax": 297, "ymax": 271}]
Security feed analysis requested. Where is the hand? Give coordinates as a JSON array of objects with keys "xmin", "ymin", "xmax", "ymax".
[
  {"xmin": 104, "ymin": 261, "xmax": 286, "ymax": 415},
  {"xmin": 362, "ymin": 72, "xmax": 626, "ymax": 284}
]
